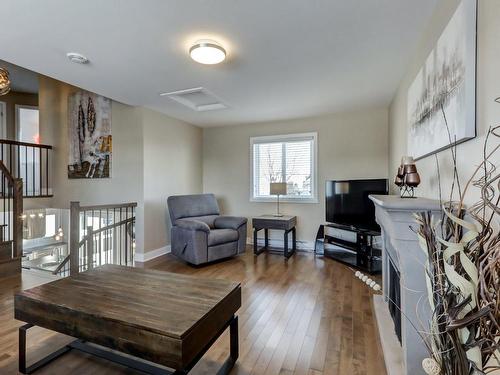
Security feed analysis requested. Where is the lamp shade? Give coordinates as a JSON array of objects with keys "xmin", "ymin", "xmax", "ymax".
[
  {"xmin": 270, "ymin": 182, "xmax": 287, "ymax": 195},
  {"xmin": 335, "ymin": 181, "xmax": 350, "ymax": 195}
]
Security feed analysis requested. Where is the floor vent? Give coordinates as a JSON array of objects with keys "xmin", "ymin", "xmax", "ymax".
[{"xmin": 160, "ymin": 87, "xmax": 227, "ymax": 112}]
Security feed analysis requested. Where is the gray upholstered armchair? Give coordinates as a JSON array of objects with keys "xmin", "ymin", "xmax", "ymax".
[{"xmin": 167, "ymin": 194, "xmax": 247, "ymax": 265}]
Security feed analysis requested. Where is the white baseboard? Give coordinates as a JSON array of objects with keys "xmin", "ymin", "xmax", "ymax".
[
  {"xmin": 247, "ymin": 237, "xmax": 314, "ymax": 251},
  {"xmin": 135, "ymin": 245, "xmax": 171, "ymax": 262}
]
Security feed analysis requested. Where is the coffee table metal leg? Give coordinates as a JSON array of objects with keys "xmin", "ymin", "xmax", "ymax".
[
  {"xmin": 19, "ymin": 324, "xmax": 72, "ymax": 375},
  {"xmin": 19, "ymin": 316, "xmax": 239, "ymax": 375},
  {"xmin": 230, "ymin": 315, "xmax": 239, "ymax": 361},
  {"xmin": 214, "ymin": 315, "xmax": 238, "ymax": 375},
  {"xmin": 19, "ymin": 323, "xmax": 30, "ymax": 374}
]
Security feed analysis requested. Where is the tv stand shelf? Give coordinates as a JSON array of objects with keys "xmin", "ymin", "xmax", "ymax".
[
  {"xmin": 324, "ymin": 234, "xmax": 358, "ymax": 252},
  {"xmin": 315, "ymin": 224, "xmax": 381, "ymax": 274}
]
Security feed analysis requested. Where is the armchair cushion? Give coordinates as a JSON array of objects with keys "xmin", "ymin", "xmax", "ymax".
[
  {"xmin": 190, "ymin": 215, "xmax": 219, "ymax": 229},
  {"xmin": 208, "ymin": 229, "xmax": 239, "ymax": 246},
  {"xmin": 175, "ymin": 218, "xmax": 210, "ymax": 233},
  {"xmin": 214, "ymin": 216, "xmax": 247, "ymax": 230},
  {"xmin": 167, "ymin": 194, "xmax": 220, "ymax": 222}
]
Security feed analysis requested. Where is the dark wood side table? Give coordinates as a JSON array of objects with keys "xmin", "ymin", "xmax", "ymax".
[{"xmin": 252, "ymin": 215, "xmax": 297, "ymax": 259}]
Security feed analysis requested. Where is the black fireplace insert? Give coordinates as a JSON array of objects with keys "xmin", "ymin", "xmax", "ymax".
[{"xmin": 388, "ymin": 258, "xmax": 402, "ymax": 344}]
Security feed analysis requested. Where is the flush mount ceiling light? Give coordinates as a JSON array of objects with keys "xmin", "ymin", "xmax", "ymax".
[
  {"xmin": 189, "ymin": 40, "xmax": 226, "ymax": 65},
  {"xmin": 0, "ymin": 67, "xmax": 11, "ymax": 96},
  {"xmin": 66, "ymin": 52, "xmax": 89, "ymax": 64}
]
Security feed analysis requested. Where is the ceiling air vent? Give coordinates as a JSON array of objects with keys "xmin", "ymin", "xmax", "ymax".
[{"xmin": 160, "ymin": 87, "xmax": 228, "ymax": 112}]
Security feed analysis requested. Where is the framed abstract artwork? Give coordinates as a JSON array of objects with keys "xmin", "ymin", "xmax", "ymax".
[
  {"xmin": 68, "ymin": 91, "xmax": 112, "ymax": 179},
  {"xmin": 407, "ymin": 0, "xmax": 477, "ymax": 160}
]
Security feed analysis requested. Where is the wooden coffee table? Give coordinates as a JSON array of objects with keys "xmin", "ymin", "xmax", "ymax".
[{"xmin": 15, "ymin": 265, "xmax": 241, "ymax": 374}]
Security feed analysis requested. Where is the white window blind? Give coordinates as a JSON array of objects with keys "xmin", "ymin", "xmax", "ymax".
[{"xmin": 251, "ymin": 133, "xmax": 317, "ymax": 201}]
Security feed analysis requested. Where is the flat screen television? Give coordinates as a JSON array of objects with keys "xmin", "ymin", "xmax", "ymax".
[{"xmin": 325, "ymin": 179, "xmax": 388, "ymax": 232}]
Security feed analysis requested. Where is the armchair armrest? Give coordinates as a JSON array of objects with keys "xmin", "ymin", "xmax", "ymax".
[
  {"xmin": 214, "ymin": 216, "xmax": 247, "ymax": 230},
  {"xmin": 175, "ymin": 219, "xmax": 210, "ymax": 233}
]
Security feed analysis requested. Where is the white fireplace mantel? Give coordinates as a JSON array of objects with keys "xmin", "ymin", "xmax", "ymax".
[{"xmin": 369, "ymin": 195, "xmax": 442, "ymax": 375}]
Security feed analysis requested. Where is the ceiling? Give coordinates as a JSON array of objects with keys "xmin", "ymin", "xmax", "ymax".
[
  {"xmin": 1, "ymin": 0, "xmax": 437, "ymax": 127},
  {"xmin": 0, "ymin": 60, "xmax": 38, "ymax": 94}
]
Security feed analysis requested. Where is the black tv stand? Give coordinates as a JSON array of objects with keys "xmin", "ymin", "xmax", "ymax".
[{"xmin": 314, "ymin": 223, "xmax": 381, "ymax": 274}]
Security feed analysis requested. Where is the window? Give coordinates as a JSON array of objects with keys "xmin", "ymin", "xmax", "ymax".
[
  {"xmin": 251, "ymin": 132, "xmax": 317, "ymax": 202},
  {"xmin": 16, "ymin": 105, "xmax": 39, "ymax": 143},
  {"xmin": 45, "ymin": 214, "xmax": 56, "ymax": 237}
]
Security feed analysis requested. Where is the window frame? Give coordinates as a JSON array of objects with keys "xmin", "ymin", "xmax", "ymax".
[
  {"xmin": 15, "ymin": 104, "xmax": 39, "ymax": 143},
  {"xmin": 250, "ymin": 132, "xmax": 318, "ymax": 203}
]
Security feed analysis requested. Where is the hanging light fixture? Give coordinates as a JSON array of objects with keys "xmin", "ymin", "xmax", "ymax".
[{"xmin": 0, "ymin": 68, "xmax": 11, "ymax": 96}]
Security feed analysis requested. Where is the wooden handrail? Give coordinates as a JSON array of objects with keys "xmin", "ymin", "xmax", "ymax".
[
  {"xmin": 70, "ymin": 201, "xmax": 137, "ymax": 275},
  {"xmin": 0, "ymin": 161, "xmax": 15, "ymax": 184},
  {"xmin": 52, "ymin": 254, "xmax": 70, "ymax": 275},
  {"xmin": 77, "ymin": 202, "xmax": 138, "ymax": 211},
  {"xmin": 78, "ymin": 217, "xmax": 135, "ymax": 247},
  {"xmin": 0, "ymin": 139, "xmax": 52, "ymax": 149}
]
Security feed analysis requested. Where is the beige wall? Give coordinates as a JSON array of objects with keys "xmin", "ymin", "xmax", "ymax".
[
  {"xmin": 203, "ymin": 108, "xmax": 389, "ymax": 247},
  {"xmin": 141, "ymin": 107, "xmax": 203, "ymax": 253},
  {"xmin": 39, "ymin": 75, "xmax": 145, "ymax": 249},
  {"xmin": 0, "ymin": 91, "xmax": 38, "ymax": 140},
  {"xmin": 389, "ymin": 0, "xmax": 500, "ymax": 204},
  {"xmin": 37, "ymin": 76, "xmax": 203, "ymax": 255}
]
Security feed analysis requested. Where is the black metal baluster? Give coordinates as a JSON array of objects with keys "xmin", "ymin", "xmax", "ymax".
[
  {"xmin": 91, "ymin": 209, "xmax": 94, "ymax": 268},
  {"xmin": 120, "ymin": 207, "xmax": 123, "ymax": 265},
  {"xmin": 132, "ymin": 206, "xmax": 135, "ymax": 263},
  {"xmin": 39, "ymin": 147, "xmax": 42, "ymax": 196},
  {"xmin": 32, "ymin": 146, "xmax": 35, "ymax": 197},
  {"xmin": 82, "ymin": 211, "xmax": 86, "ymax": 271},
  {"xmin": 2, "ymin": 173, "xmax": 5, "ymax": 242},
  {"xmin": 16, "ymin": 145, "xmax": 20, "ymax": 181},
  {"xmin": 104, "ymin": 211, "xmax": 106, "ymax": 264},
  {"xmin": 99, "ymin": 209, "xmax": 102, "ymax": 266},
  {"xmin": 24, "ymin": 146, "xmax": 28, "ymax": 196},
  {"xmin": 7, "ymin": 183, "xmax": 10, "ymax": 242},
  {"xmin": 45, "ymin": 148, "xmax": 49, "ymax": 196},
  {"xmin": 9, "ymin": 143, "xmax": 13, "ymax": 177},
  {"xmin": 1, "ymin": 165, "xmax": 4, "ymax": 202},
  {"xmin": 124, "ymin": 206, "xmax": 128, "ymax": 265}
]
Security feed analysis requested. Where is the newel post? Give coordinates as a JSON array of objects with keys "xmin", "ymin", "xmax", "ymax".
[
  {"xmin": 86, "ymin": 225, "xmax": 94, "ymax": 271},
  {"xmin": 70, "ymin": 201, "xmax": 81, "ymax": 275},
  {"xmin": 13, "ymin": 178, "xmax": 23, "ymax": 259}
]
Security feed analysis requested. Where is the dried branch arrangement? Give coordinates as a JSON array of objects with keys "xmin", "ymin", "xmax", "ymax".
[{"xmin": 414, "ymin": 122, "xmax": 500, "ymax": 375}]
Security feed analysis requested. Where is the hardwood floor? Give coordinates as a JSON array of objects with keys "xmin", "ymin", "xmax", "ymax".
[{"xmin": 0, "ymin": 249, "xmax": 386, "ymax": 375}]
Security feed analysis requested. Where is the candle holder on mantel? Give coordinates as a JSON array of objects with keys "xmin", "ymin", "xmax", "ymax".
[{"xmin": 394, "ymin": 156, "xmax": 421, "ymax": 198}]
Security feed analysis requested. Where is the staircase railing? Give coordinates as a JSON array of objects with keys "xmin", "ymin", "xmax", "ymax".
[
  {"xmin": 60, "ymin": 201, "xmax": 137, "ymax": 276},
  {"xmin": 0, "ymin": 161, "xmax": 23, "ymax": 276},
  {"xmin": 0, "ymin": 139, "xmax": 52, "ymax": 198}
]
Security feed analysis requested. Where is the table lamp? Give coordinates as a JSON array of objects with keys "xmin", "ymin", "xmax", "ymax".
[{"xmin": 270, "ymin": 182, "xmax": 287, "ymax": 217}]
